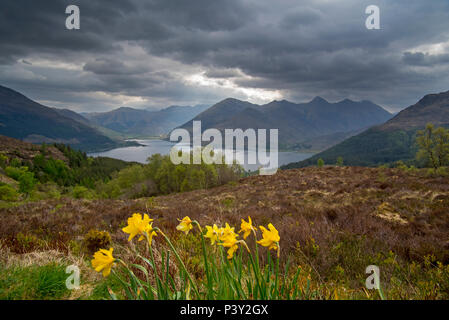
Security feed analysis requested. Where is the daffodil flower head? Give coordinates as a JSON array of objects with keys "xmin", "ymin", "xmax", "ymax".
[
  {"xmin": 176, "ymin": 216, "xmax": 193, "ymax": 234},
  {"xmin": 220, "ymin": 232, "xmax": 238, "ymax": 248},
  {"xmin": 204, "ymin": 224, "xmax": 221, "ymax": 245},
  {"xmin": 145, "ymin": 222, "xmax": 157, "ymax": 246},
  {"xmin": 122, "ymin": 213, "xmax": 154, "ymax": 242},
  {"xmin": 218, "ymin": 224, "xmax": 239, "ymax": 259},
  {"xmin": 239, "ymin": 216, "xmax": 255, "ymax": 239},
  {"xmin": 219, "ymin": 223, "xmax": 235, "ymax": 241},
  {"xmin": 91, "ymin": 247, "xmax": 115, "ymax": 277},
  {"xmin": 257, "ymin": 223, "xmax": 280, "ymax": 251},
  {"xmin": 226, "ymin": 243, "xmax": 239, "ymax": 259}
]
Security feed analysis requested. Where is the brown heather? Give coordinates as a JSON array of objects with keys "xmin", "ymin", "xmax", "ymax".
[
  {"xmin": 1, "ymin": 166, "xmax": 449, "ymax": 298},
  {"xmin": 0, "ymin": 135, "xmax": 67, "ymax": 163}
]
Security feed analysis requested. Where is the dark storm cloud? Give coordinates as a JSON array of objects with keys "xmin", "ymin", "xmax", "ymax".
[
  {"xmin": 204, "ymin": 69, "xmax": 242, "ymax": 79},
  {"xmin": 279, "ymin": 7, "xmax": 323, "ymax": 29},
  {"xmin": 0, "ymin": 0, "xmax": 134, "ymax": 64},
  {"xmin": 83, "ymin": 58, "xmax": 151, "ymax": 75},
  {"xmin": 1, "ymin": 0, "xmax": 449, "ymax": 112}
]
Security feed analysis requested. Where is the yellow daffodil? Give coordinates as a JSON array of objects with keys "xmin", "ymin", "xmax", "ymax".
[
  {"xmin": 225, "ymin": 243, "xmax": 239, "ymax": 259},
  {"xmin": 221, "ymin": 239, "xmax": 239, "ymax": 259},
  {"xmin": 219, "ymin": 223, "xmax": 235, "ymax": 240},
  {"xmin": 257, "ymin": 223, "xmax": 280, "ymax": 251},
  {"xmin": 145, "ymin": 222, "xmax": 157, "ymax": 246},
  {"xmin": 176, "ymin": 216, "xmax": 194, "ymax": 234},
  {"xmin": 122, "ymin": 213, "xmax": 154, "ymax": 242},
  {"xmin": 204, "ymin": 224, "xmax": 221, "ymax": 245},
  {"xmin": 218, "ymin": 224, "xmax": 239, "ymax": 259},
  {"xmin": 221, "ymin": 232, "xmax": 238, "ymax": 247},
  {"xmin": 91, "ymin": 247, "xmax": 115, "ymax": 277},
  {"xmin": 239, "ymin": 216, "xmax": 255, "ymax": 239}
]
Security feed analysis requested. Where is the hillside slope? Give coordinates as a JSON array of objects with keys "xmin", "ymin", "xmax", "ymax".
[
  {"xmin": 52, "ymin": 108, "xmax": 91, "ymax": 126},
  {"xmin": 0, "ymin": 135, "xmax": 67, "ymax": 163},
  {"xmin": 53, "ymin": 108, "xmax": 131, "ymax": 141},
  {"xmin": 0, "ymin": 85, "xmax": 124, "ymax": 152}
]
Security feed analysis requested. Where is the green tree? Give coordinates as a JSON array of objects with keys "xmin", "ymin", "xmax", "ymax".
[
  {"xmin": 5, "ymin": 166, "xmax": 29, "ymax": 181},
  {"xmin": 336, "ymin": 157, "xmax": 344, "ymax": 167},
  {"xmin": 72, "ymin": 185, "xmax": 94, "ymax": 199},
  {"xmin": 416, "ymin": 123, "xmax": 449, "ymax": 168},
  {"xmin": 96, "ymin": 151, "xmax": 242, "ymax": 198},
  {"xmin": 317, "ymin": 158, "xmax": 324, "ymax": 168},
  {"xmin": 10, "ymin": 158, "xmax": 22, "ymax": 168},
  {"xmin": 19, "ymin": 171, "xmax": 36, "ymax": 195},
  {"xmin": 0, "ymin": 184, "xmax": 19, "ymax": 201},
  {"xmin": 0, "ymin": 153, "xmax": 7, "ymax": 169}
]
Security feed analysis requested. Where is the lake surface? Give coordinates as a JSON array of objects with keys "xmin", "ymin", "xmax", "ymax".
[{"xmin": 88, "ymin": 139, "xmax": 314, "ymax": 171}]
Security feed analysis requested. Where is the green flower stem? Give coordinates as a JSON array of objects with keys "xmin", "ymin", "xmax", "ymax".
[
  {"xmin": 155, "ymin": 228, "xmax": 201, "ymax": 298},
  {"xmin": 252, "ymin": 229, "xmax": 261, "ymax": 274},
  {"xmin": 193, "ymin": 220, "xmax": 213, "ymax": 299},
  {"xmin": 274, "ymin": 251, "xmax": 280, "ymax": 299},
  {"xmin": 148, "ymin": 243, "xmax": 165, "ymax": 298},
  {"xmin": 250, "ymin": 229, "xmax": 264, "ymax": 297},
  {"xmin": 114, "ymin": 259, "xmax": 142, "ymax": 299},
  {"xmin": 247, "ymin": 250, "xmax": 263, "ymax": 298},
  {"xmin": 378, "ymin": 284, "xmax": 386, "ymax": 300}
]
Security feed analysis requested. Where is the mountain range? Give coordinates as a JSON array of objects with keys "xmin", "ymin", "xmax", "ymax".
[
  {"xmin": 0, "ymin": 85, "xmax": 210, "ymax": 152},
  {"xmin": 177, "ymin": 97, "xmax": 393, "ymax": 150},
  {"xmin": 283, "ymin": 90, "xmax": 449, "ymax": 168},
  {"xmin": 84, "ymin": 104, "xmax": 209, "ymax": 137},
  {"xmin": 0, "ymin": 84, "xmax": 397, "ymax": 154}
]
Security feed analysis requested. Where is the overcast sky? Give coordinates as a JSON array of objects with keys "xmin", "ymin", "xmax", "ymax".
[{"xmin": 1, "ymin": 0, "xmax": 449, "ymax": 113}]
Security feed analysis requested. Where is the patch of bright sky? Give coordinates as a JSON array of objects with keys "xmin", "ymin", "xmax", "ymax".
[
  {"xmin": 408, "ymin": 40, "xmax": 449, "ymax": 55},
  {"xmin": 185, "ymin": 71, "xmax": 283, "ymax": 105}
]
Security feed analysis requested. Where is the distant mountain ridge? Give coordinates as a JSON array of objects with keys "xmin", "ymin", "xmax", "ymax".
[
  {"xmin": 177, "ymin": 97, "xmax": 392, "ymax": 150},
  {"xmin": 84, "ymin": 104, "xmax": 210, "ymax": 137},
  {"xmin": 0, "ymin": 85, "xmax": 132, "ymax": 152},
  {"xmin": 283, "ymin": 89, "xmax": 449, "ymax": 168},
  {"xmin": 0, "ymin": 84, "xmax": 396, "ymax": 155}
]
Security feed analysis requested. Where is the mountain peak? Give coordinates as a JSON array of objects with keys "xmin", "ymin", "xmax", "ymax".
[
  {"xmin": 264, "ymin": 99, "xmax": 292, "ymax": 106},
  {"xmin": 115, "ymin": 106, "xmax": 139, "ymax": 112},
  {"xmin": 310, "ymin": 96, "xmax": 328, "ymax": 104},
  {"xmin": 218, "ymin": 97, "xmax": 246, "ymax": 105},
  {"xmin": 339, "ymin": 98, "xmax": 355, "ymax": 104}
]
